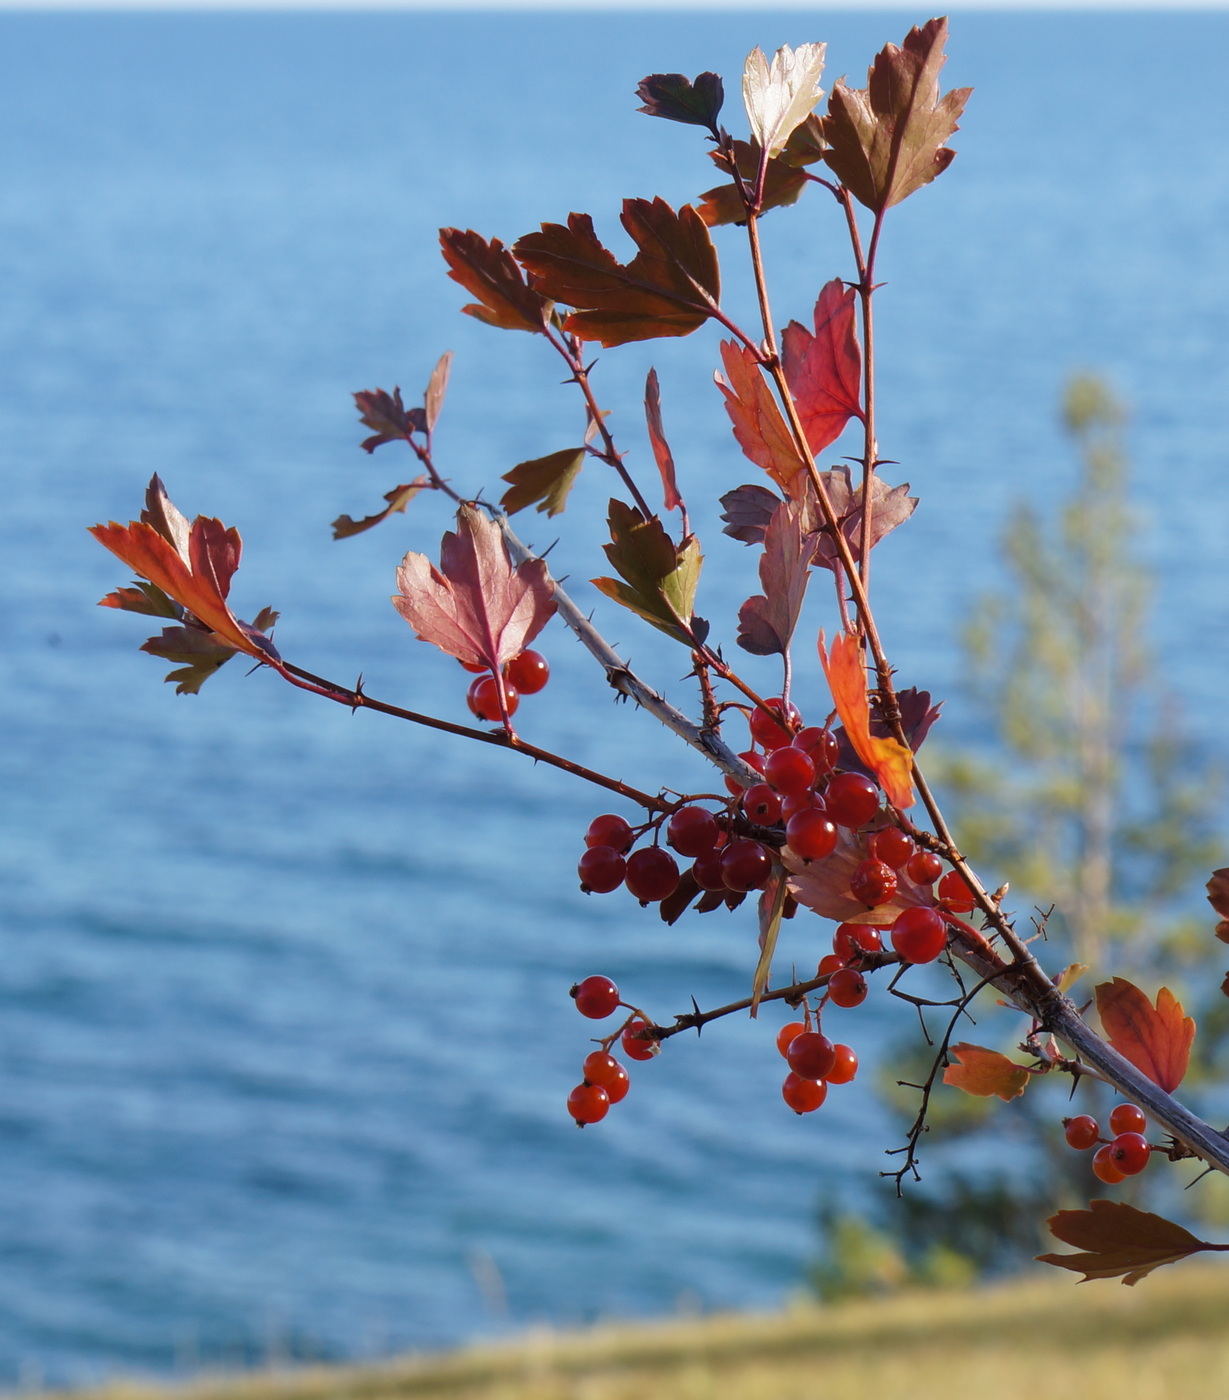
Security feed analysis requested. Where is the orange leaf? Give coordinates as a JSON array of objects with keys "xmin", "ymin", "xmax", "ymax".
[
  {"xmin": 943, "ymin": 1043, "xmax": 1029, "ymax": 1102},
  {"xmin": 818, "ymin": 630, "xmax": 914, "ymax": 810},
  {"xmin": 715, "ymin": 340, "xmax": 808, "ymax": 496},
  {"xmin": 1038, "ymin": 1200, "xmax": 1212, "ymax": 1285},
  {"xmin": 1094, "ymin": 978, "xmax": 1194, "ymax": 1094}
]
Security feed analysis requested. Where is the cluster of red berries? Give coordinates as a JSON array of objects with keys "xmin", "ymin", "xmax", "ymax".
[
  {"xmin": 776, "ymin": 1021, "xmax": 858, "ymax": 1113},
  {"xmin": 1063, "ymin": 1103, "xmax": 1153, "ymax": 1183},
  {"xmin": 566, "ymin": 975, "xmax": 657, "ymax": 1126},
  {"xmin": 461, "ymin": 648, "xmax": 550, "ymax": 722}
]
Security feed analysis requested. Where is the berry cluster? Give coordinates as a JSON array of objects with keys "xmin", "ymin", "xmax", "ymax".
[
  {"xmin": 462, "ymin": 648, "xmax": 550, "ymax": 722},
  {"xmin": 1063, "ymin": 1103, "xmax": 1153, "ymax": 1184},
  {"xmin": 776, "ymin": 1021, "xmax": 858, "ymax": 1113},
  {"xmin": 566, "ymin": 975, "xmax": 657, "ymax": 1126}
]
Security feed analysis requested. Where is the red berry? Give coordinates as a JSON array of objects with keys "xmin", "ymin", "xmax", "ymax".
[
  {"xmin": 937, "ymin": 869, "xmax": 977, "ymax": 913},
  {"xmin": 1093, "ymin": 1144, "xmax": 1126, "ymax": 1184},
  {"xmin": 1109, "ymin": 1132, "xmax": 1151, "ymax": 1176},
  {"xmin": 504, "ymin": 649, "xmax": 549, "ymax": 694},
  {"xmin": 1064, "ymin": 1115, "xmax": 1100, "ymax": 1151},
  {"xmin": 776, "ymin": 1022, "xmax": 806, "ymax": 1058},
  {"xmin": 849, "ymin": 858, "xmax": 897, "ymax": 907},
  {"xmin": 467, "ymin": 675, "xmax": 519, "ymax": 721},
  {"xmin": 691, "ymin": 850, "xmax": 727, "ymax": 892},
  {"xmin": 781, "ymin": 791, "xmax": 819, "ymax": 822},
  {"xmin": 890, "ymin": 906, "xmax": 948, "ymax": 964},
  {"xmin": 817, "ymin": 953, "xmax": 843, "ymax": 976},
  {"xmin": 786, "ymin": 1032, "xmax": 836, "ymax": 1080},
  {"xmin": 721, "ymin": 839, "xmax": 773, "ymax": 892},
  {"xmin": 868, "ymin": 827, "xmax": 915, "ymax": 870},
  {"xmin": 567, "ymin": 1082, "xmax": 610, "ymax": 1125},
  {"xmin": 667, "ymin": 806, "xmax": 719, "ymax": 858},
  {"xmin": 458, "ymin": 657, "xmax": 488, "ymax": 674},
  {"xmin": 782, "ymin": 1072, "xmax": 828, "ymax": 1114},
  {"xmin": 625, "ymin": 847, "xmax": 680, "ymax": 903},
  {"xmin": 824, "ymin": 772, "xmax": 880, "ymax": 828},
  {"xmin": 578, "ymin": 845, "xmax": 626, "ymax": 894},
  {"xmin": 1109, "ymin": 1104, "xmax": 1147, "ymax": 1137},
  {"xmin": 793, "ymin": 726, "xmax": 840, "ymax": 774},
  {"xmin": 585, "ymin": 814, "xmax": 634, "ymax": 853},
  {"xmin": 785, "ymin": 809, "xmax": 839, "ymax": 861},
  {"xmin": 749, "ymin": 697, "xmax": 801, "ymax": 751},
  {"xmin": 724, "ymin": 750, "xmax": 765, "ymax": 797},
  {"xmin": 827, "ymin": 967, "xmax": 868, "ymax": 1008},
  {"xmin": 826, "ymin": 1043, "xmax": 858, "ymax": 1084},
  {"xmin": 621, "ymin": 1019, "xmax": 659, "ymax": 1061},
  {"xmin": 572, "ymin": 975, "xmax": 620, "ymax": 1019},
  {"xmin": 742, "ymin": 783, "xmax": 782, "ymax": 826},
  {"xmin": 905, "ymin": 850, "xmax": 944, "ymax": 885},
  {"xmin": 833, "ymin": 923, "xmax": 884, "ymax": 959},
  {"xmin": 582, "ymin": 1052, "xmax": 629, "ymax": 1103},
  {"xmin": 764, "ymin": 746, "xmax": 815, "ymax": 795}
]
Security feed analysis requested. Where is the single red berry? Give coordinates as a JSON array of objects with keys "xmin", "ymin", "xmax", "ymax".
[
  {"xmin": 1109, "ymin": 1104, "xmax": 1147, "ymax": 1137},
  {"xmin": 585, "ymin": 814, "xmax": 634, "ymax": 853},
  {"xmin": 785, "ymin": 809, "xmax": 839, "ymax": 861},
  {"xmin": 833, "ymin": 923, "xmax": 884, "ymax": 959},
  {"xmin": 749, "ymin": 697, "xmax": 801, "ymax": 751},
  {"xmin": 849, "ymin": 858, "xmax": 897, "ymax": 907},
  {"xmin": 1064, "ymin": 1115, "xmax": 1100, "ymax": 1151},
  {"xmin": 868, "ymin": 827, "xmax": 915, "ymax": 870},
  {"xmin": 764, "ymin": 746, "xmax": 816, "ymax": 796},
  {"xmin": 504, "ymin": 649, "xmax": 550, "ymax": 694},
  {"xmin": 691, "ymin": 850, "xmax": 727, "ymax": 892},
  {"xmin": 793, "ymin": 726, "xmax": 840, "ymax": 775},
  {"xmin": 776, "ymin": 1022, "xmax": 806, "ymax": 1058},
  {"xmin": 467, "ymin": 675, "xmax": 519, "ymax": 721},
  {"xmin": 572, "ymin": 975, "xmax": 620, "ymax": 1019},
  {"xmin": 817, "ymin": 953, "xmax": 844, "ymax": 976},
  {"xmin": 890, "ymin": 906, "xmax": 948, "ymax": 964},
  {"xmin": 742, "ymin": 783, "xmax": 782, "ymax": 826},
  {"xmin": 625, "ymin": 847, "xmax": 680, "ymax": 903},
  {"xmin": 578, "ymin": 845, "xmax": 626, "ymax": 894},
  {"xmin": 905, "ymin": 850, "xmax": 944, "ymax": 885},
  {"xmin": 781, "ymin": 791, "xmax": 820, "ymax": 822},
  {"xmin": 1109, "ymin": 1132, "xmax": 1151, "ymax": 1176},
  {"xmin": 824, "ymin": 772, "xmax": 880, "ymax": 828},
  {"xmin": 667, "ymin": 806, "xmax": 719, "ymax": 858},
  {"xmin": 458, "ymin": 657, "xmax": 488, "ymax": 674},
  {"xmin": 724, "ymin": 750, "xmax": 766, "ymax": 797},
  {"xmin": 583, "ymin": 1052, "xmax": 629, "ymax": 1103},
  {"xmin": 621, "ymin": 1018, "xmax": 659, "ymax": 1061},
  {"xmin": 567, "ymin": 1082, "xmax": 610, "ymax": 1125},
  {"xmin": 827, "ymin": 967, "xmax": 868, "ymax": 1008},
  {"xmin": 721, "ymin": 839, "xmax": 773, "ymax": 892},
  {"xmin": 782, "ymin": 1072, "xmax": 828, "ymax": 1114},
  {"xmin": 786, "ymin": 1032, "xmax": 836, "ymax": 1080},
  {"xmin": 826, "ymin": 1043, "xmax": 858, "ymax": 1084},
  {"xmin": 1092, "ymin": 1144, "xmax": 1126, "ymax": 1184},
  {"xmin": 937, "ymin": 869, "xmax": 977, "ymax": 913}
]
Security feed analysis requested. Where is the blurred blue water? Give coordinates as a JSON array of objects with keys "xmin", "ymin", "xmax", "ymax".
[{"xmin": 1, "ymin": 8, "xmax": 1228, "ymax": 1388}]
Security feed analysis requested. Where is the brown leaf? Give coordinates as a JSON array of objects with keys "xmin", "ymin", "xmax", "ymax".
[
  {"xmin": 332, "ymin": 479, "xmax": 430, "ymax": 540},
  {"xmin": 141, "ymin": 624, "xmax": 239, "ymax": 696},
  {"xmin": 636, "ymin": 71, "xmax": 724, "ymax": 132},
  {"xmin": 785, "ymin": 825, "xmax": 931, "ymax": 925},
  {"xmin": 644, "ymin": 369, "xmax": 682, "ymax": 514},
  {"xmin": 820, "ymin": 17, "xmax": 971, "ymax": 214},
  {"xmin": 1207, "ymin": 868, "xmax": 1229, "ymax": 921},
  {"xmin": 1095, "ymin": 977, "xmax": 1195, "ymax": 1093},
  {"xmin": 392, "ymin": 504, "xmax": 556, "ymax": 671},
  {"xmin": 943, "ymin": 1043, "xmax": 1030, "ymax": 1102},
  {"xmin": 715, "ymin": 340, "xmax": 808, "ymax": 496},
  {"xmin": 810, "ymin": 466, "xmax": 917, "ymax": 573},
  {"xmin": 98, "ymin": 580, "xmax": 183, "ymax": 619},
  {"xmin": 659, "ymin": 868, "xmax": 701, "ymax": 924},
  {"xmin": 781, "ymin": 279, "xmax": 863, "ymax": 455},
  {"xmin": 514, "ymin": 198, "xmax": 720, "ymax": 347},
  {"xmin": 353, "ymin": 386, "xmax": 427, "ymax": 454},
  {"xmin": 752, "ymin": 868, "xmax": 789, "ymax": 1016},
  {"xmin": 424, "ymin": 350, "xmax": 453, "ymax": 433},
  {"xmin": 591, "ymin": 500, "xmax": 702, "ymax": 645},
  {"xmin": 736, "ymin": 499, "xmax": 814, "ymax": 657},
  {"xmin": 439, "ymin": 228, "xmax": 553, "ymax": 333},
  {"xmin": 719, "ymin": 483, "xmax": 782, "ymax": 545},
  {"xmin": 1038, "ymin": 1200, "xmax": 1213, "ymax": 1285},
  {"xmin": 499, "ymin": 448, "xmax": 585, "ymax": 518},
  {"xmin": 697, "ymin": 141, "xmax": 809, "ymax": 228}
]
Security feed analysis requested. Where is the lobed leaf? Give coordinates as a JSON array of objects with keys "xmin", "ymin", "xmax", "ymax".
[
  {"xmin": 809, "ymin": 465, "xmax": 917, "ymax": 574},
  {"xmin": 736, "ymin": 499, "xmax": 815, "ymax": 657},
  {"xmin": 781, "ymin": 279, "xmax": 863, "ymax": 456},
  {"xmin": 716, "ymin": 341, "xmax": 808, "ymax": 496},
  {"xmin": 500, "ymin": 448, "xmax": 586, "ymax": 518},
  {"xmin": 1095, "ymin": 978, "xmax": 1194, "ymax": 1093},
  {"xmin": 439, "ymin": 228, "xmax": 553, "ymax": 333},
  {"xmin": 514, "ymin": 199, "xmax": 720, "ymax": 347},
  {"xmin": 99, "ymin": 580, "xmax": 183, "ymax": 619},
  {"xmin": 332, "ymin": 479, "xmax": 430, "ymax": 540},
  {"xmin": 698, "ymin": 141, "xmax": 809, "ymax": 227},
  {"xmin": 719, "ymin": 482, "xmax": 782, "ymax": 545},
  {"xmin": 644, "ymin": 370, "xmax": 682, "ymax": 514},
  {"xmin": 742, "ymin": 42, "xmax": 827, "ymax": 159},
  {"xmin": 141, "ymin": 625, "xmax": 239, "ymax": 696},
  {"xmin": 591, "ymin": 499, "xmax": 702, "ymax": 646},
  {"xmin": 943, "ymin": 1043, "xmax": 1030, "ymax": 1102},
  {"xmin": 785, "ymin": 824, "xmax": 931, "ymax": 924},
  {"xmin": 353, "ymin": 386, "xmax": 427, "ymax": 454},
  {"xmin": 820, "ymin": 17, "xmax": 971, "ymax": 214},
  {"xmin": 1038, "ymin": 1200, "xmax": 1213, "ymax": 1285},
  {"xmin": 636, "ymin": 71, "xmax": 724, "ymax": 132}
]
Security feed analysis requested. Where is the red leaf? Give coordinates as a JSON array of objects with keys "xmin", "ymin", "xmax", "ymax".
[
  {"xmin": 716, "ymin": 340, "xmax": 808, "ymax": 496},
  {"xmin": 439, "ymin": 228, "xmax": 553, "ymax": 333},
  {"xmin": 644, "ymin": 369, "xmax": 682, "ymax": 514},
  {"xmin": 736, "ymin": 499, "xmax": 814, "ymax": 657},
  {"xmin": 943, "ymin": 1044, "xmax": 1030, "ymax": 1102},
  {"xmin": 818, "ymin": 630, "xmax": 914, "ymax": 810},
  {"xmin": 1095, "ymin": 978, "xmax": 1194, "ymax": 1093},
  {"xmin": 392, "ymin": 504, "xmax": 556, "ymax": 672},
  {"xmin": 809, "ymin": 466, "xmax": 917, "ymax": 573},
  {"xmin": 353, "ymin": 386, "xmax": 426, "ymax": 454},
  {"xmin": 514, "ymin": 199, "xmax": 720, "ymax": 347},
  {"xmin": 781, "ymin": 279, "xmax": 863, "ymax": 455},
  {"xmin": 1038, "ymin": 1200, "xmax": 1213, "ymax": 1285}
]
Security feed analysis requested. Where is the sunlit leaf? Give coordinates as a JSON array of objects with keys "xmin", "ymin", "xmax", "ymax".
[
  {"xmin": 715, "ymin": 340, "xmax": 808, "ymax": 496},
  {"xmin": 1095, "ymin": 978, "xmax": 1194, "ymax": 1093},
  {"xmin": 742, "ymin": 42, "xmax": 827, "ymax": 159},
  {"xmin": 785, "ymin": 824, "xmax": 931, "ymax": 924},
  {"xmin": 591, "ymin": 500, "xmax": 702, "ymax": 646},
  {"xmin": 751, "ymin": 869, "xmax": 789, "ymax": 1016},
  {"xmin": 1038, "ymin": 1200, "xmax": 1213, "ymax": 1285},
  {"xmin": 644, "ymin": 369, "xmax": 682, "ymax": 515},
  {"xmin": 736, "ymin": 499, "xmax": 814, "ymax": 656},
  {"xmin": 781, "ymin": 278, "xmax": 863, "ymax": 455},
  {"xmin": 819, "ymin": 630, "xmax": 914, "ymax": 810},
  {"xmin": 424, "ymin": 350, "xmax": 453, "ymax": 432},
  {"xmin": 440, "ymin": 228, "xmax": 553, "ymax": 333},
  {"xmin": 99, "ymin": 580, "xmax": 183, "ymax": 619},
  {"xmin": 944, "ymin": 1043, "xmax": 1030, "ymax": 1102},
  {"xmin": 500, "ymin": 448, "xmax": 585, "ymax": 518}
]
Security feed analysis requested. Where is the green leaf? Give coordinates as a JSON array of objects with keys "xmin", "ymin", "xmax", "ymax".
[
  {"xmin": 591, "ymin": 499, "xmax": 702, "ymax": 645},
  {"xmin": 500, "ymin": 448, "xmax": 585, "ymax": 518}
]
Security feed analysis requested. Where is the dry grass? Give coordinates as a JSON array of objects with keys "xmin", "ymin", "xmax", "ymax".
[{"xmin": 72, "ymin": 1263, "xmax": 1229, "ymax": 1400}]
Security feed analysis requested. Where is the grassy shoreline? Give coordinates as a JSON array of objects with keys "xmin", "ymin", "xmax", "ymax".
[{"xmin": 65, "ymin": 1264, "xmax": 1229, "ymax": 1400}]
